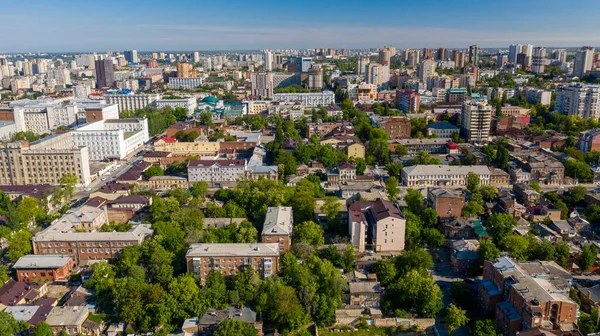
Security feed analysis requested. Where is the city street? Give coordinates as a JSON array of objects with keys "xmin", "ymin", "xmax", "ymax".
[{"xmin": 429, "ymin": 247, "xmax": 469, "ymax": 336}]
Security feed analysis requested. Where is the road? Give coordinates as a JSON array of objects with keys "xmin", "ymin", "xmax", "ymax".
[{"xmin": 430, "ymin": 247, "xmax": 469, "ymax": 336}]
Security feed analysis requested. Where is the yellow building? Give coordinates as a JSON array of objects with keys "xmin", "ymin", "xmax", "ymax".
[
  {"xmin": 346, "ymin": 143, "xmax": 365, "ymax": 159},
  {"xmin": 154, "ymin": 141, "xmax": 220, "ymax": 156}
]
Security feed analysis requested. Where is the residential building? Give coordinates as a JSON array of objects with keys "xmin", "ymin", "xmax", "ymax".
[
  {"xmin": 524, "ymin": 161, "xmax": 564, "ymax": 185},
  {"xmin": 389, "ymin": 138, "xmax": 450, "ymax": 154},
  {"xmin": 446, "ymin": 88, "xmax": 468, "ymax": 104},
  {"xmin": 452, "ymin": 50, "xmax": 466, "ymax": 69},
  {"xmin": 251, "ymin": 72, "xmax": 273, "ymax": 98},
  {"xmin": 296, "ymin": 57, "xmax": 313, "ymax": 72},
  {"xmin": 555, "ymin": 83, "xmax": 600, "ymax": 119},
  {"xmin": 552, "ymin": 49, "xmax": 567, "ymax": 64},
  {"xmin": 573, "ymin": 46, "xmax": 595, "ymax": 78},
  {"xmin": 0, "ymin": 134, "xmax": 91, "ymax": 186},
  {"xmin": 308, "ymin": 64, "xmax": 323, "ymax": 89},
  {"xmin": 89, "ymin": 183, "xmax": 131, "ymax": 200},
  {"xmin": 348, "ymin": 83, "xmax": 378, "ymax": 101},
  {"xmin": 103, "ymin": 93, "xmax": 160, "ymax": 113},
  {"xmin": 187, "ymin": 159, "xmax": 247, "ymax": 188},
  {"xmin": 366, "ymin": 63, "xmax": 389, "ymax": 85},
  {"xmin": 95, "ymin": 59, "xmax": 114, "ymax": 88},
  {"xmin": 346, "ymin": 142, "xmax": 365, "ymax": 159},
  {"xmin": 186, "ymin": 243, "xmax": 279, "ymax": 284},
  {"xmin": 155, "ymin": 97, "xmax": 198, "ymax": 116},
  {"xmin": 177, "ymin": 62, "xmax": 195, "ymax": 78},
  {"xmin": 396, "ymin": 90, "xmax": 420, "ymax": 113},
  {"xmin": 376, "ymin": 116, "xmax": 411, "ymax": 139},
  {"xmin": 124, "ymin": 50, "xmax": 138, "ymax": 63},
  {"xmin": 468, "ymin": 45, "xmax": 480, "ymax": 64},
  {"xmin": 272, "ymin": 91, "xmax": 334, "ymax": 107},
  {"xmin": 195, "ymin": 306, "xmax": 262, "ymax": 336},
  {"xmin": 379, "ymin": 46, "xmax": 395, "ymax": 66},
  {"xmin": 13, "ymin": 255, "xmax": 76, "ymax": 282},
  {"xmin": 32, "ymin": 224, "xmax": 153, "ymax": 262},
  {"xmin": 451, "ymin": 239, "xmax": 480, "ymax": 274},
  {"xmin": 509, "ymin": 44, "xmax": 522, "ymax": 64},
  {"xmin": 72, "ymin": 118, "xmax": 149, "ymax": 161},
  {"xmin": 532, "ymin": 47, "xmax": 546, "ymax": 74},
  {"xmin": 426, "ymin": 122, "xmax": 460, "ymax": 138},
  {"xmin": 513, "ymin": 183, "xmax": 540, "ymax": 207},
  {"xmin": 401, "ymin": 165, "xmax": 491, "ymax": 187},
  {"xmin": 479, "ymin": 257, "xmax": 576, "ymax": 336},
  {"xmin": 418, "ymin": 58, "xmax": 436, "ymax": 83},
  {"xmin": 46, "ymin": 306, "xmax": 90, "ymax": 336},
  {"xmin": 461, "ymin": 102, "xmax": 492, "ymax": 142},
  {"xmin": 168, "ymin": 77, "xmax": 204, "ymax": 89},
  {"xmin": 436, "ymin": 48, "xmax": 447, "ymax": 61},
  {"xmin": 579, "ymin": 128, "xmax": 600, "ymax": 153},
  {"xmin": 428, "ymin": 188, "xmax": 466, "ymax": 218},
  {"xmin": 261, "ymin": 207, "xmax": 293, "ymax": 253},
  {"xmin": 356, "ymin": 57, "xmax": 370, "ymax": 76},
  {"xmin": 349, "ymin": 281, "xmax": 383, "ymax": 308},
  {"xmin": 348, "ymin": 198, "xmax": 406, "ymax": 253},
  {"xmin": 154, "ymin": 139, "xmax": 220, "ymax": 156}
]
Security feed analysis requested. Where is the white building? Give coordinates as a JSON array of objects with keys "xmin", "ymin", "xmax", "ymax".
[
  {"xmin": 555, "ymin": 83, "xmax": 600, "ymax": 119},
  {"xmin": 460, "ymin": 102, "xmax": 492, "ymax": 143},
  {"xmin": 573, "ymin": 46, "xmax": 595, "ymax": 78},
  {"xmin": 71, "ymin": 118, "xmax": 149, "ymax": 161},
  {"xmin": 401, "ymin": 165, "xmax": 491, "ymax": 187},
  {"xmin": 532, "ymin": 47, "xmax": 546, "ymax": 74},
  {"xmin": 155, "ymin": 97, "xmax": 198, "ymax": 116},
  {"xmin": 168, "ymin": 77, "xmax": 204, "ymax": 90},
  {"xmin": 251, "ymin": 72, "xmax": 273, "ymax": 98},
  {"xmin": 418, "ymin": 58, "xmax": 436, "ymax": 85},
  {"xmin": 187, "ymin": 159, "xmax": 247, "ymax": 187},
  {"xmin": 508, "ymin": 44, "xmax": 522, "ymax": 64},
  {"xmin": 103, "ymin": 93, "xmax": 159, "ymax": 113},
  {"xmin": 272, "ymin": 91, "xmax": 335, "ymax": 108}
]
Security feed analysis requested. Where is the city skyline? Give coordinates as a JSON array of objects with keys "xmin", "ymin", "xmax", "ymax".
[{"xmin": 3, "ymin": 0, "xmax": 600, "ymax": 52}]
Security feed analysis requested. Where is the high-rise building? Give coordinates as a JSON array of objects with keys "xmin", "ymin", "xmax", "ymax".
[
  {"xmin": 468, "ymin": 45, "xmax": 479, "ymax": 64},
  {"xmin": 418, "ymin": 58, "xmax": 436, "ymax": 83},
  {"xmin": 308, "ymin": 64, "xmax": 323, "ymax": 89},
  {"xmin": 251, "ymin": 72, "xmax": 274, "ymax": 98},
  {"xmin": 573, "ymin": 46, "xmax": 595, "ymax": 78},
  {"xmin": 523, "ymin": 44, "xmax": 533, "ymax": 67},
  {"xmin": 356, "ymin": 57, "xmax": 370, "ymax": 76},
  {"xmin": 460, "ymin": 102, "xmax": 492, "ymax": 143},
  {"xmin": 379, "ymin": 46, "xmax": 395, "ymax": 66},
  {"xmin": 177, "ymin": 62, "xmax": 194, "ymax": 78},
  {"xmin": 555, "ymin": 83, "xmax": 600, "ymax": 119},
  {"xmin": 452, "ymin": 50, "xmax": 466, "ymax": 69},
  {"xmin": 532, "ymin": 47, "xmax": 546, "ymax": 74},
  {"xmin": 295, "ymin": 57, "xmax": 313, "ymax": 73},
  {"xmin": 396, "ymin": 90, "xmax": 420, "ymax": 113},
  {"xmin": 193, "ymin": 52, "xmax": 200, "ymax": 64},
  {"xmin": 508, "ymin": 44, "xmax": 522, "ymax": 64},
  {"xmin": 95, "ymin": 59, "xmax": 115, "ymax": 88},
  {"xmin": 124, "ymin": 50, "xmax": 138, "ymax": 64},
  {"xmin": 552, "ymin": 49, "xmax": 567, "ymax": 63},
  {"xmin": 496, "ymin": 53, "xmax": 508, "ymax": 68},
  {"xmin": 436, "ymin": 48, "xmax": 447, "ymax": 61},
  {"xmin": 406, "ymin": 50, "xmax": 420, "ymax": 67},
  {"xmin": 264, "ymin": 50, "xmax": 273, "ymax": 71},
  {"xmin": 422, "ymin": 48, "xmax": 432, "ymax": 60},
  {"xmin": 366, "ymin": 63, "xmax": 389, "ymax": 85}
]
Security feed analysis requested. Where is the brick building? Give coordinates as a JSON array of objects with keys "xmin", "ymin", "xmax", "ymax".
[
  {"xmin": 186, "ymin": 243, "xmax": 280, "ymax": 284},
  {"xmin": 427, "ymin": 188, "xmax": 466, "ymax": 218},
  {"xmin": 377, "ymin": 117, "xmax": 411, "ymax": 139},
  {"xmin": 13, "ymin": 255, "xmax": 76, "ymax": 282},
  {"xmin": 261, "ymin": 207, "xmax": 293, "ymax": 253}
]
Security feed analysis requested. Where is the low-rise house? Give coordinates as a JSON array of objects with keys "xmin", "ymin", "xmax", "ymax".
[
  {"xmin": 261, "ymin": 207, "xmax": 293, "ymax": 253},
  {"xmin": 348, "ymin": 281, "xmax": 383, "ymax": 308},
  {"xmin": 401, "ymin": 165, "xmax": 491, "ymax": 187},
  {"xmin": 388, "ymin": 138, "xmax": 450, "ymax": 154},
  {"xmin": 527, "ymin": 206, "xmax": 561, "ymax": 222},
  {"xmin": 45, "ymin": 306, "xmax": 90, "ymax": 335},
  {"xmin": 450, "ymin": 239, "xmax": 480, "ymax": 274},
  {"xmin": 513, "ymin": 183, "xmax": 540, "ymax": 207},
  {"xmin": 338, "ymin": 181, "xmax": 377, "ymax": 199},
  {"xmin": 187, "ymin": 159, "xmax": 247, "ymax": 188},
  {"xmin": 525, "ymin": 161, "xmax": 565, "ymax": 185},
  {"xmin": 186, "ymin": 243, "xmax": 279, "ymax": 284},
  {"xmin": 13, "ymin": 255, "xmax": 76, "ymax": 282},
  {"xmin": 196, "ymin": 306, "xmax": 262, "ymax": 336},
  {"xmin": 550, "ymin": 220, "xmax": 576, "ymax": 238},
  {"xmin": 574, "ymin": 283, "xmax": 600, "ymax": 312},
  {"xmin": 89, "ymin": 183, "xmax": 132, "ymax": 201},
  {"xmin": 203, "ymin": 218, "xmax": 248, "ymax": 229},
  {"xmin": 427, "ymin": 188, "xmax": 466, "ymax": 218},
  {"xmin": 490, "ymin": 168, "xmax": 511, "ymax": 187},
  {"xmin": 4, "ymin": 301, "xmax": 54, "ymax": 327},
  {"xmin": 439, "ymin": 217, "xmax": 479, "ymax": 239},
  {"xmin": 426, "ymin": 122, "xmax": 460, "ymax": 138},
  {"xmin": 145, "ymin": 175, "xmax": 189, "ymax": 190},
  {"xmin": 0, "ymin": 185, "xmax": 56, "ymax": 209},
  {"xmin": 0, "ymin": 280, "xmax": 47, "ymax": 306},
  {"xmin": 348, "ymin": 198, "xmax": 406, "ymax": 253},
  {"xmin": 106, "ymin": 195, "xmax": 152, "ymax": 223}
]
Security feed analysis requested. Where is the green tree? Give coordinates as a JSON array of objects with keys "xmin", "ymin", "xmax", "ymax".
[
  {"xmin": 478, "ymin": 240, "xmax": 501, "ymax": 263},
  {"xmin": 386, "ymin": 177, "xmax": 400, "ymax": 201},
  {"xmin": 530, "ymin": 181, "xmax": 541, "ymax": 193},
  {"xmin": 503, "ymin": 235, "xmax": 529, "ymax": 261},
  {"xmin": 495, "ymin": 145, "xmax": 509, "ymax": 169},
  {"xmin": 422, "ymin": 228, "xmax": 445, "ymax": 247},
  {"xmin": 385, "ymin": 269, "xmax": 443, "ymax": 318},
  {"xmin": 466, "ymin": 172, "xmax": 480, "ymax": 193},
  {"xmin": 473, "ymin": 319, "xmax": 500, "ymax": 336},
  {"xmin": 372, "ymin": 259, "xmax": 397, "ymax": 287},
  {"xmin": 59, "ymin": 173, "xmax": 78, "ymax": 200},
  {"xmin": 322, "ymin": 196, "xmax": 341, "ymax": 228},
  {"xmin": 17, "ymin": 196, "xmax": 42, "ymax": 227},
  {"xmin": 479, "ymin": 185, "xmax": 499, "ymax": 201},
  {"xmin": 190, "ymin": 181, "xmax": 209, "ymax": 200},
  {"xmin": 0, "ymin": 311, "xmax": 29, "ymax": 335},
  {"xmin": 486, "ymin": 213, "xmax": 518, "ymax": 248},
  {"xmin": 446, "ymin": 303, "xmax": 469, "ymax": 334},
  {"xmin": 7, "ymin": 230, "xmax": 32, "ymax": 262},
  {"xmin": 564, "ymin": 160, "xmax": 593, "ymax": 182},
  {"xmin": 396, "ymin": 144, "xmax": 409, "ymax": 156},
  {"xmin": 404, "ymin": 188, "xmax": 424, "ymax": 213},
  {"xmin": 167, "ymin": 188, "xmax": 192, "ymax": 205},
  {"xmin": 32, "ymin": 321, "xmax": 54, "ymax": 336},
  {"xmin": 395, "ymin": 249, "xmax": 433, "ymax": 276},
  {"xmin": 144, "ymin": 165, "xmax": 164, "ymax": 179},
  {"xmin": 421, "ymin": 208, "xmax": 439, "ymax": 228},
  {"xmin": 355, "ymin": 158, "xmax": 366, "ymax": 175},
  {"xmin": 292, "ymin": 220, "xmax": 325, "ymax": 247},
  {"xmin": 214, "ymin": 319, "xmax": 258, "ymax": 336},
  {"xmin": 580, "ymin": 244, "xmax": 598, "ymax": 272},
  {"xmin": 0, "ymin": 264, "xmax": 9, "ymax": 285}
]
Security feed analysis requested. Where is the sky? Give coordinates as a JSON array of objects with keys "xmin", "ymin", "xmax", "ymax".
[{"xmin": 3, "ymin": 0, "xmax": 600, "ymax": 52}]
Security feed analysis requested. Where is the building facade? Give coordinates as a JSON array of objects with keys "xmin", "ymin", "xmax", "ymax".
[
  {"xmin": 187, "ymin": 159, "xmax": 247, "ymax": 187},
  {"xmin": 272, "ymin": 91, "xmax": 335, "ymax": 108},
  {"xmin": 72, "ymin": 118, "xmax": 149, "ymax": 161},
  {"xmin": 348, "ymin": 198, "xmax": 406, "ymax": 253},
  {"xmin": 401, "ymin": 165, "xmax": 491, "ymax": 187},
  {"xmin": 461, "ymin": 102, "xmax": 492, "ymax": 142},
  {"xmin": 261, "ymin": 207, "xmax": 293, "ymax": 253},
  {"xmin": 103, "ymin": 93, "xmax": 160, "ymax": 113}
]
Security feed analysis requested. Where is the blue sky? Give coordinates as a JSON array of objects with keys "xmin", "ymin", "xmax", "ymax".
[{"xmin": 2, "ymin": 0, "xmax": 600, "ymax": 52}]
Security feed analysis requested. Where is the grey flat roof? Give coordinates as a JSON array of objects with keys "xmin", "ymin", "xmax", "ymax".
[
  {"xmin": 186, "ymin": 243, "xmax": 279, "ymax": 257},
  {"xmin": 262, "ymin": 207, "xmax": 293, "ymax": 236},
  {"xmin": 14, "ymin": 255, "xmax": 72, "ymax": 269}
]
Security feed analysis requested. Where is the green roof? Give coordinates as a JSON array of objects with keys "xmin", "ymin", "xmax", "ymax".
[
  {"xmin": 473, "ymin": 220, "xmax": 489, "ymax": 237},
  {"xmin": 201, "ymin": 96, "xmax": 219, "ymax": 103}
]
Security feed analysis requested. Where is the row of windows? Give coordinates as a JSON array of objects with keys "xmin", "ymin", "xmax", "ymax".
[{"xmin": 39, "ymin": 241, "xmax": 134, "ymax": 248}]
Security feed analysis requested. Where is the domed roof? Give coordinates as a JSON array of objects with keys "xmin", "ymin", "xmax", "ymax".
[{"xmin": 201, "ymin": 96, "xmax": 219, "ymax": 103}]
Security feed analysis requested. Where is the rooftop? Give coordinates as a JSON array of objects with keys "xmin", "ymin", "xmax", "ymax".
[
  {"xmin": 45, "ymin": 306, "xmax": 88, "ymax": 327},
  {"xmin": 262, "ymin": 207, "xmax": 293, "ymax": 236},
  {"xmin": 198, "ymin": 306, "xmax": 257, "ymax": 325},
  {"xmin": 188, "ymin": 159, "xmax": 246, "ymax": 167},
  {"xmin": 349, "ymin": 282, "xmax": 382, "ymax": 294},
  {"xmin": 186, "ymin": 243, "xmax": 280, "ymax": 257},
  {"xmin": 14, "ymin": 255, "xmax": 73, "ymax": 269},
  {"xmin": 426, "ymin": 122, "xmax": 460, "ymax": 130},
  {"xmin": 33, "ymin": 224, "xmax": 153, "ymax": 243},
  {"xmin": 402, "ymin": 165, "xmax": 491, "ymax": 176}
]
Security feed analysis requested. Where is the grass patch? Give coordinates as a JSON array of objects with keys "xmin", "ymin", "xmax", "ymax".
[{"xmin": 87, "ymin": 313, "xmax": 108, "ymax": 323}]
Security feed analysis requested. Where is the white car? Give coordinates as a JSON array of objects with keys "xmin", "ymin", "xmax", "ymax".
[{"xmin": 101, "ymin": 178, "xmax": 107, "ymax": 181}]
